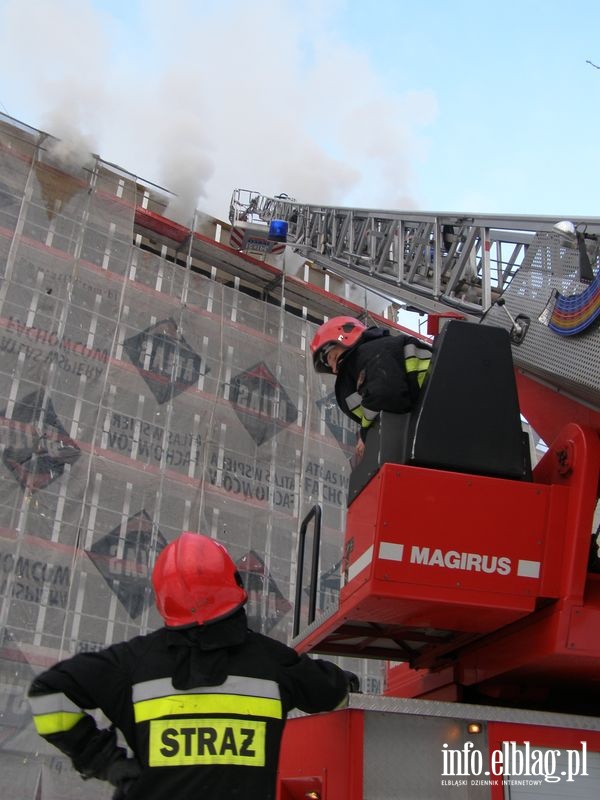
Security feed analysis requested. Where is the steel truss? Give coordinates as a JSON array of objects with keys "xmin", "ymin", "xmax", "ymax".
[{"xmin": 230, "ymin": 189, "xmax": 600, "ymax": 320}]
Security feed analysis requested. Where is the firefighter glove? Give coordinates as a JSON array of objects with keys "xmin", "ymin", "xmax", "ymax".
[
  {"xmin": 72, "ymin": 727, "xmax": 124, "ymax": 780},
  {"xmin": 109, "ymin": 756, "xmax": 142, "ymax": 800}
]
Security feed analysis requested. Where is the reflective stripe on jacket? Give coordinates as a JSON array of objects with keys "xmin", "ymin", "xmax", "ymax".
[
  {"xmin": 336, "ymin": 329, "xmax": 432, "ymax": 435},
  {"xmin": 403, "ymin": 342, "xmax": 432, "ymax": 389},
  {"xmin": 28, "ymin": 611, "xmax": 348, "ymax": 800}
]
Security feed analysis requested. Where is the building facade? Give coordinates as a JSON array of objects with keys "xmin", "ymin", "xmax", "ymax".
[{"xmin": 0, "ymin": 115, "xmax": 383, "ymax": 799}]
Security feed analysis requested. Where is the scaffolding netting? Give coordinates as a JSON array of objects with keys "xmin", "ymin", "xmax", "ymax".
[{"xmin": 0, "ymin": 115, "xmax": 381, "ymax": 799}]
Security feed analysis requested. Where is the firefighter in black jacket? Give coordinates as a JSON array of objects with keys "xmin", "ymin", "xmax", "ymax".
[
  {"xmin": 310, "ymin": 316, "xmax": 432, "ymax": 459},
  {"xmin": 29, "ymin": 532, "xmax": 353, "ymax": 800}
]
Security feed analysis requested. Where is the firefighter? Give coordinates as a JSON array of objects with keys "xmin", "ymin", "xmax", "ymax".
[
  {"xmin": 29, "ymin": 532, "xmax": 354, "ymax": 800},
  {"xmin": 310, "ymin": 316, "xmax": 432, "ymax": 460}
]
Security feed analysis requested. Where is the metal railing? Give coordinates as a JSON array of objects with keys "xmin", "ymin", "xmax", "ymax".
[
  {"xmin": 230, "ymin": 189, "xmax": 600, "ymax": 320},
  {"xmin": 292, "ymin": 504, "xmax": 322, "ymax": 638}
]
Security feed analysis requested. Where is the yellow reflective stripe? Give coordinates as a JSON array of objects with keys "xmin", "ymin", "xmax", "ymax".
[
  {"xmin": 33, "ymin": 711, "xmax": 85, "ymax": 735},
  {"xmin": 134, "ymin": 693, "xmax": 282, "ymax": 723},
  {"xmin": 350, "ymin": 406, "xmax": 378, "ymax": 429},
  {"xmin": 351, "ymin": 406, "xmax": 365, "ymax": 422},
  {"xmin": 351, "ymin": 407, "xmax": 369, "ymax": 426},
  {"xmin": 404, "ymin": 356, "xmax": 431, "ymax": 375},
  {"xmin": 149, "ymin": 718, "xmax": 266, "ymax": 767},
  {"xmin": 405, "ymin": 356, "xmax": 430, "ymax": 388}
]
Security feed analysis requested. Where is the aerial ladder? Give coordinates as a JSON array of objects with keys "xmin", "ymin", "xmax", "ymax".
[
  {"xmin": 230, "ymin": 189, "xmax": 600, "ymax": 710},
  {"xmin": 229, "ymin": 189, "xmax": 600, "ymax": 445},
  {"xmin": 231, "ymin": 191, "xmax": 600, "ymax": 800}
]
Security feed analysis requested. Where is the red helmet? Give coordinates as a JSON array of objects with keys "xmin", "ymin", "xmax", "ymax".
[
  {"xmin": 310, "ymin": 316, "xmax": 366, "ymax": 373},
  {"xmin": 152, "ymin": 532, "xmax": 247, "ymax": 627}
]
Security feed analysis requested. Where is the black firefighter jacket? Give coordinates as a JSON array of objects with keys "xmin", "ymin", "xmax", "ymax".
[
  {"xmin": 334, "ymin": 327, "xmax": 432, "ymax": 440},
  {"xmin": 29, "ymin": 609, "xmax": 349, "ymax": 800}
]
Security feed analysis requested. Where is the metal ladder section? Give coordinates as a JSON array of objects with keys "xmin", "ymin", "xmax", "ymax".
[{"xmin": 229, "ymin": 189, "xmax": 600, "ymax": 320}]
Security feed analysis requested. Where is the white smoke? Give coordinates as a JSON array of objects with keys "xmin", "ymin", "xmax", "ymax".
[
  {"xmin": 40, "ymin": 111, "xmax": 97, "ymax": 171},
  {"xmin": 0, "ymin": 0, "xmax": 437, "ymax": 221}
]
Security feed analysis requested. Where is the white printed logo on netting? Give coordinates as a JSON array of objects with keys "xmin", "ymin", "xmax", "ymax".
[
  {"xmin": 123, "ymin": 318, "xmax": 205, "ymax": 404},
  {"xmin": 229, "ymin": 362, "xmax": 297, "ymax": 446},
  {"xmin": 0, "ymin": 389, "xmax": 81, "ymax": 492},
  {"xmin": 87, "ymin": 510, "xmax": 167, "ymax": 620}
]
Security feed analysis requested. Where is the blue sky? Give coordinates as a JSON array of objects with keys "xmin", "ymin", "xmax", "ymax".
[{"xmin": 0, "ymin": 0, "xmax": 599, "ymax": 224}]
